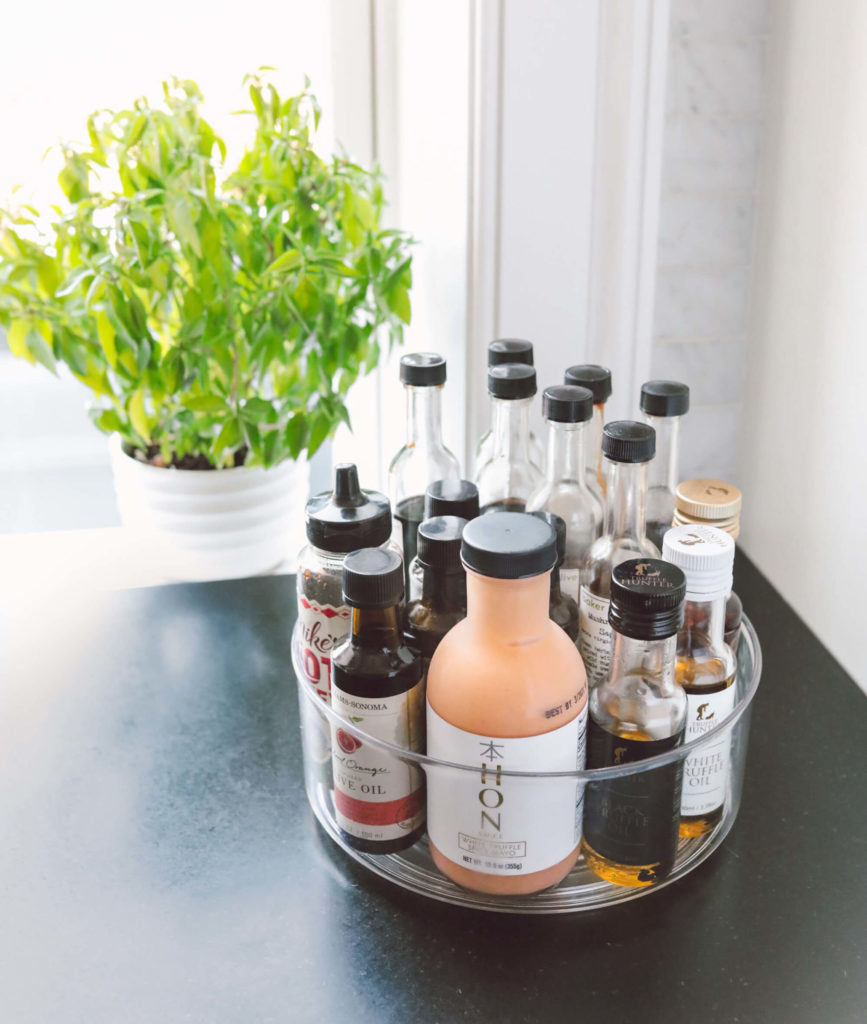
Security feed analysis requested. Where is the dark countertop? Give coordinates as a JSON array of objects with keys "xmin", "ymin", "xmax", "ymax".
[{"xmin": 1, "ymin": 554, "xmax": 864, "ymax": 1024}]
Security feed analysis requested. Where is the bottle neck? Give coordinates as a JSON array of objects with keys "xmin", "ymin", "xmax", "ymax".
[
  {"xmin": 421, "ymin": 567, "xmax": 467, "ymax": 611},
  {"xmin": 545, "ymin": 419, "xmax": 591, "ymax": 485},
  {"xmin": 681, "ymin": 594, "xmax": 728, "ymax": 652},
  {"xmin": 644, "ymin": 414, "xmax": 681, "ymax": 491},
  {"xmin": 610, "ymin": 631, "xmax": 678, "ymax": 693},
  {"xmin": 549, "ymin": 564, "xmax": 563, "ymax": 601},
  {"xmin": 490, "ymin": 395, "xmax": 533, "ymax": 462},
  {"xmin": 350, "ymin": 605, "xmax": 403, "ymax": 650},
  {"xmin": 602, "ymin": 459, "xmax": 650, "ymax": 543},
  {"xmin": 466, "ymin": 569, "xmax": 551, "ymax": 640},
  {"xmin": 591, "ymin": 403, "xmax": 606, "ymax": 492},
  {"xmin": 406, "ymin": 385, "xmax": 445, "ymax": 447}
]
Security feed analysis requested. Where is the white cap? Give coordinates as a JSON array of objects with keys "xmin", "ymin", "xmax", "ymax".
[{"xmin": 662, "ymin": 524, "xmax": 734, "ymax": 600}]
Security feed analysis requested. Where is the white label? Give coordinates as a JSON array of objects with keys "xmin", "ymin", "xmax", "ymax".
[
  {"xmin": 559, "ymin": 567, "xmax": 581, "ymax": 604},
  {"xmin": 578, "ymin": 586, "xmax": 612, "ymax": 688},
  {"xmin": 426, "ymin": 704, "xmax": 587, "ymax": 876},
  {"xmin": 680, "ymin": 685, "xmax": 737, "ymax": 817},
  {"xmin": 331, "ymin": 681, "xmax": 425, "ymax": 843},
  {"xmin": 295, "ymin": 596, "xmax": 351, "ymax": 701}
]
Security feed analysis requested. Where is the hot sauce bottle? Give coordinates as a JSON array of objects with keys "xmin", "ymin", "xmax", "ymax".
[
  {"xmin": 583, "ymin": 558, "xmax": 688, "ymax": 887},
  {"xmin": 426, "ymin": 512, "xmax": 588, "ymax": 895},
  {"xmin": 331, "ymin": 548, "xmax": 425, "ymax": 854},
  {"xmin": 663, "ymin": 524, "xmax": 737, "ymax": 837}
]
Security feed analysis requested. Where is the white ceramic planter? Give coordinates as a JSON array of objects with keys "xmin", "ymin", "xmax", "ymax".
[{"xmin": 109, "ymin": 435, "xmax": 309, "ymax": 582}]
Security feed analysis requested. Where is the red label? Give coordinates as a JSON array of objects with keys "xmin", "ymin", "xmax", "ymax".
[{"xmin": 334, "ymin": 786, "xmax": 425, "ymax": 826}]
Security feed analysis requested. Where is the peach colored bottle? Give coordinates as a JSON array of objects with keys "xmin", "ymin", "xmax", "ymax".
[{"xmin": 426, "ymin": 512, "xmax": 588, "ymax": 895}]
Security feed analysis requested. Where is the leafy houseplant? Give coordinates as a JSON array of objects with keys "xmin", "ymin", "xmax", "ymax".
[{"xmin": 0, "ymin": 73, "xmax": 413, "ymax": 470}]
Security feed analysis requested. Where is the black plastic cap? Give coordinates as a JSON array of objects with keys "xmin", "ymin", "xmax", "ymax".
[
  {"xmin": 640, "ymin": 380, "xmax": 690, "ymax": 417},
  {"xmin": 602, "ymin": 421, "xmax": 656, "ymax": 464},
  {"xmin": 609, "ymin": 558, "xmax": 686, "ymax": 640},
  {"xmin": 543, "ymin": 385, "xmax": 594, "ymax": 424},
  {"xmin": 417, "ymin": 516, "xmax": 467, "ymax": 573},
  {"xmin": 487, "ymin": 363, "xmax": 537, "ymax": 399},
  {"xmin": 564, "ymin": 364, "xmax": 612, "ymax": 403},
  {"xmin": 400, "ymin": 352, "xmax": 447, "ymax": 387},
  {"xmin": 530, "ymin": 510, "xmax": 566, "ymax": 566},
  {"xmin": 461, "ymin": 512, "xmax": 556, "ymax": 579},
  {"xmin": 424, "ymin": 479, "xmax": 480, "ymax": 521},
  {"xmin": 342, "ymin": 548, "xmax": 404, "ymax": 608},
  {"xmin": 488, "ymin": 338, "xmax": 534, "ymax": 367},
  {"xmin": 305, "ymin": 463, "xmax": 392, "ymax": 552}
]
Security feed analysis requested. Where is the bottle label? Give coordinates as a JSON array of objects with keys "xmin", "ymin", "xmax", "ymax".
[
  {"xmin": 426, "ymin": 703, "xmax": 587, "ymax": 876},
  {"xmin": 583, "ymin": 722, "xmax": 684, "ymax": 874},
  {"xmin": 331, "ymin": 680, "xmax": 425, "ymax": 844},
  {"xmin": 681, "ymin": 684, "xmax": 737, "ymax": 817},
  {"xmin": 296, "ymin": 596, "xmax": 351, "ymax": 701},
  {"xmin": 578, "ymin": 586, "xmax": 612, "ymax": 688},
  {"xmin": 559, "ymin": 567, "xmax": 581, "ymax": 604}
]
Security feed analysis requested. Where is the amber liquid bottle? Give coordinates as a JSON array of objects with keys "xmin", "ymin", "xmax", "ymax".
[
  {"xmin": 331, "ymin": 548, "xmax": 425, "ymax": 854},
  {"xmin": 405, "ymin": 515, "xmax": 468, "ymax": 661},
  {"xmin": 583, "ymin": 558, "xmax": 687, "ymax": 887},
  {"xmin": 663, "ymin": 524, "xmax": 738, "ymax": 837}
]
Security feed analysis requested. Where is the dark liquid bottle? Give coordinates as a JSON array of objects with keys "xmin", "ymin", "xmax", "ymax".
[
  {"xmin": 408, "ymin": 479, "xmax": 479, "ymax": 602},
  {"xmin": 405, "ymin": 515, "xmax": 468, "ymax": 659},
  {"xmin": 331, "ymin": 548, "xmax": 425, "ymax": 854},
  {"xmin": 583, "ymin": 559, "xmax": 687, "ymax": 887},
  {"xmin": 531, "ymin": 510, "xmax": 579, "ymax": 641}
]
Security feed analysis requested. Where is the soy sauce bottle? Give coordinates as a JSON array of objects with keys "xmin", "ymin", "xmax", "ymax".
[
  {"xmin": 330, "ymin": 548, "xmax": 425, "ymax": 854},
  {"xmin": 583, "ymin": 558, "xmax": 687, "ymax": 887}
]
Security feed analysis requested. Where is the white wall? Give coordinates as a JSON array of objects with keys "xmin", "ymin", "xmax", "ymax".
[{"xmin": 738, "ymin": 0, "xmax": 867, "ymax": 691}]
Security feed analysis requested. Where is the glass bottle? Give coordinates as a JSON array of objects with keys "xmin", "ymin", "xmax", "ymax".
[
  {"xmin": 673, "ymin": 478, "xmax": 743, "ymax": 652},
  {"xmin": 475, "ymin": 363, "xmax": 543, "ymax": 513},
  {"xmin": 564, "ymin": 364, "xmax": 612, "ymax": 504},
  {"xmin": 526, "ymin": 385, "xmax": 603, "ymax": 602},
  {"xmin": 405, "ymin": 516, "xmax": 468, "ymax": 660},
  {"xmin": 531, "ymin": 510, "xmax": 579, "ymax": 642},
  {"xmin": 663, "ymin": 524, "xmax": 737, "ymax": 838},
  {"xmin": 640, "ymin": 379, "xmax": 690, "ymax": 551},
  {"xmin": 331, "ymin": 548, "xmax": 425, "ymax": 854},
  {"xmin": 578, "ymin": 421, "xmax": 659, "ymax": 689},
  {"xmin": 295, "ymin": 462, "xmax": 392, "ymax": 703},
  {"xmin": 583, "ymin": 558, "xmax": 688, "ymax": 887},
  {"xmin": 475, "ymin": 338, "xmax": 544, "ymax": 474},
  {"xmin": 407, "ymin": 479, "xmax": 479, "ymax": 602},
  {"xmin": 388, "ymin": 352, "xmax": 461, "ymax": 591},
  {"xmin": 426, "ymin": 512, "xmax": 588, "ymax": 895}
]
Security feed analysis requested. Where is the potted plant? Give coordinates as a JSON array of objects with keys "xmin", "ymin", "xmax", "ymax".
[{"xmin": 0, "ymin": 73, "xmax": 413, "ymax": 580}]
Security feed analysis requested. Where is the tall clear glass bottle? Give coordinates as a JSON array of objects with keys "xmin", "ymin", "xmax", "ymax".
[
  {"xmin": 640, "ymin": 379, "xmax": 690, "ymax": 551},
  {"xmin": 389, "ymin": 353, "xmax": 460, "ymax": 589},
  {"xmin": 673, "ymin": 478, "xmax": 743, "ymax": 652},
  {"xmin": 583, "ymin": 558, "xmax": 687, "ymax": 888},
  {"xmin": 564, "ymin": 364, "xmax": 612, "ymax": 504},
  {"xmin": 475, "ymin": 363, "xmax": 543, "ymax": 512},
  {"xmin": 663, "ymin": 524, "xmax": 737, "ymax": 838},
  {"xmin": 578, "ymin": 421, "xmax": 658, "ymax": 689},
  {"xmin": 526, "ymin": 385, "xmax": 603, "ymax": 602},
  {"xmin": 475, "ymin": 339, "xmax": 544, "ymax": 473}
]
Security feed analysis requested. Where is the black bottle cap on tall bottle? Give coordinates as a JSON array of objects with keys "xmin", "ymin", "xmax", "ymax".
[
  {"xmin": 564, "ymin": 364, "xmax": 612, "ymax": 403},
  {"xmin": 609, "ymin": 558, "xmax": 686, "ymax": 640},
  {"xmin": 640, "ymin": 380, "xmax": 690, "ymax": 417},
  {"xmin": 461, "ymin": 512, "xmax": 556, "ymax": 579},
  {"xmin": 342, "ymin": 548, "xmax": 404, "ymax": 608},
  {"xmin": 543, "ymin": 385, "xmax": 594, "ymax": 424},
  {"xmin": 399, "ymin": 352, "xmax": 447, "ymax": 387},
  {"xmin": 417, "ymin": 516, "xmax": 467, "ymax": 573},
  {"xmin": 305, "ymin": 463, "xmax": 391, "ymax": 552},
  {"xmin": 424, "ymin": 479, "xmax": 480, "ymax": 521},
  {"xmin": 530, "ymin": 510, "xmax": 566, "ymax": 566},
  {"xmin": 487, "ymin": 363, "xmax": 537, "ymax": 399},
  {"xmin": 602, "ymin": 421, "xmax": 656, "ymax": 464},
  {"xmin": 488, "ymin": 338, "xmax": 534, "ymax": 367}
]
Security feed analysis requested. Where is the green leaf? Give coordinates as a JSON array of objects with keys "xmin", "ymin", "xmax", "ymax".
[
  {"xmin": 240, "ymin": 397, "xmax": 276, "ymax": 423},
  {"xmin": 284, "ymin": 413, "xmax": 308, "ymax": 459},
  {"xmin": 168, "ymin": 198, "xmax": 201, "ymax": 257},
  {"xmin": 6, "ymin": 320, "xmax": 32, "ymax": 362},
  {"xmin": 268, "ymin": 250, "xmax": 303, "ymax": 274},
  {"xmin": 386, "ymin": 282, "xmax": 411, "ymax": 324},
  {"xmin": 27, "ymin": 325, "xmax": 57, "ymax": 374},
  {"xmin": 128, "ymin": 390, "xmax": 150, "ymax": 442},
  {"xmin": 183, "ymin": 395, "xmax": 227, "ymax": 413},
  {"xmin": 214, "ymin": 417, "xmax": 241, "ymax": 456},
  {"xmin": 307, "ymin": 409, "xmax": 331, "ymax": 455},
  {"xmin": 96, "ymin": 310, "xmax": 117, "ymax": 369}
]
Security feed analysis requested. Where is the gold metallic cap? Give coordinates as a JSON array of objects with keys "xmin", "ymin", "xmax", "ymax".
[
  {"xmin": 675, "ymin": 479, "xmax": 742, "ymax": 521},
  {"xmin": 673, "ymin": 510, "xmax": 740, "ymax": 540}
]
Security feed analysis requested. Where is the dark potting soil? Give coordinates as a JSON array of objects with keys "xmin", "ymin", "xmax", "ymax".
[{"xmin": 131, "ymin": 445, "xmax": 249, "ymax": 470}]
